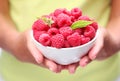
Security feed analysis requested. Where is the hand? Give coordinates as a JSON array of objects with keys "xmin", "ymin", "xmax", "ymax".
[
  {"xmin": 10, "ymin": 30, "xmax": 64, "ymax": 73},
  {"xmin": 79, "ymin": 27, "xmax": 120, "ymax": 67}
]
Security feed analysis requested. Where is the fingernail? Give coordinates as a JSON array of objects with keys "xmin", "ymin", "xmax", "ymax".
[{"xmin": 81, "ymin": 60, "xmax": 88, "ymax": 67}]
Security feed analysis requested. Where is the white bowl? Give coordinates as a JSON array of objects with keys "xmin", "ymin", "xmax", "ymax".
[{"xmin": 31, "ymin": 31, "xmax": 98, "ymax": 65}]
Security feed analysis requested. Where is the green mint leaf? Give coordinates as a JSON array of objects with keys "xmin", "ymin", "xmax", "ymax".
[{"xmin": 71, "ymin": 20, "xmax": 93, "ymax": 29}]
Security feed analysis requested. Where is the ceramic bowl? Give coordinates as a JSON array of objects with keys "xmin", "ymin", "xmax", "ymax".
[{"xmin": 31, "ymin": 31, "xmax": 98, "ymax": 65}]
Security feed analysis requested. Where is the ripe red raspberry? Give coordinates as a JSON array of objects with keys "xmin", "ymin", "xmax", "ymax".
[
  {"xmin": 78, "ymin": 16, "xmax": 91, "ymax": 21},
  {"xmin": 67, "ymin": 32, "xmax": 81, "ymax": 47},
  {"xmin": 48, "ymin": 27, "xmax": 59, "ymax": 36},
  {"xmin": 73, "ymin": 28, "xmax": 83, "ymax": 35},
  {"xmin": 64, "ymin": 40, "xmax": 71, "ymax": 48},
  {"xmin": 63, "ymin": 9, "xmax": 71, "ymax": 16},
  {"xmin": 57, "ymin": 13, "xmax": 72, "ymax": 27},
  {"xmin": 54, "ymin": 8, "xmax": 71, "ymax": 16},
  {"xmin": 59, "ymin": 26, "xmax": 73, "ymax": 38},
  {"xmin": 51, "ymin": 34, "xmax": 64, "ymax": 48},
  {"xmin": 54, "ymin": 9, "xmax": 64, "ymax": 17},
  {"xmin": 90, "ymin": 22, "xmax": 98, "ymax": 31},
  {"xmin": 33, "ymin": 30, "xmax": 46, "ymax": 41},
  {"xmin": 70, "ymin": 16, "xmax": 76, "ymax": 22},
  {"xmin": 51, "ymin": 16, "xmax": 58, "ymax": 27},
  {"xmin": 81, "ymin": 35, "xmax": 90, "ymax": 44},
  {"xmin": 71, "ymin": 8, "xmax": 82, "ymax": 19},
  {"xmin": 84, "ymin": 26, "xmax": 95, "ymax": 39},
  {"xmin": 39, "ymin": 33, "xmax": 51, "ymax": 46},
  {"xmin": 32, "ymin": 19, "xmax": 49, "ymax": 31}
]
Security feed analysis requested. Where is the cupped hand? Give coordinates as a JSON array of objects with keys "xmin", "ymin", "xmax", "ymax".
[
  {"xmin": 10, "ymin": 29, "xmax": 65, "ymax": 73},
  {"xmin": 79, "ymin": 27, "xmax": 120, "ymax": 67}
]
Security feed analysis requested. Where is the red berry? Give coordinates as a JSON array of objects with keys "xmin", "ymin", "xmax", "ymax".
[
  {"xmin": 84, "ymin": 26, "xmax": 95, "ymax": 39},
  {"xmin": 81, "ymin": 35, "xmax": 90, "ymax": 44},
  {"xmin": 71, "ymin": 8, "xmax": 82, "ymax": 19},
  {"xmin": 59, "ymin": 26, "xmax": 73, "ymax": 38},
  {"xmin": 39, "ymin": 33, "xmax": 51, "ymax": 46},
  {"xmin": 57, "ymin": 13, "xmax": 72, "ymax": 27},
  {"xmin": 78, "ymin": 16, "xmax": 91, "ymax": 21},
  {"xmin": 54, "ymin": 9, "xmax": 64, "ymax": 17},
  {"xmin": 51, "ymin": 16, "xmax": 58, "ymax": 27},
  {"xmin": 70, "ymin": 16, "xmax": 76, "ymax": 22},
  {"xmin": 73, "ymin": 28, "xmax": 83, "ymax": 35},
  {"xmin": 48, "ymin": 27, "xmax": 59, "ymax": 36},
  {"xmin": 33, "ymin": 30, "xmax": 46, "ymax": 41},
  {"xmin": 63, "ymin": 9, "xmax": 71, "ymax": 16},
  {"xmin": 67, "ymin": 32, "xmax": 81, "ymax": 47},
  {"xmin": 51, "ymin": 34, "xmax": 65, "ymax": 48},
  {"xmin": 64, "ymin": 40, "xmax": 71, "ymax": 48},
  {"xmin": 32, "ymin": 19, "xmax": 49, "ymax": 31},
  {"xmin": 90, "ymin": 22, "xmax": 98, "ymax": 31}
]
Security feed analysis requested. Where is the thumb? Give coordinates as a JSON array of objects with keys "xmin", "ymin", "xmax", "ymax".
[{"xmin": 88, "ymin": 29, "xmax": 104, "ymax": 60}]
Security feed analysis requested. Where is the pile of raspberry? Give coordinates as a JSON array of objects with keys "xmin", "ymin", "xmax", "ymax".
[{"xmin": 32, "ymin": 8, "xmax": 98, "ymax": 48}]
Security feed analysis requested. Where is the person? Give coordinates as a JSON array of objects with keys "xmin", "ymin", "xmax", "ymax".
[{"xmin": 0, "ymin": 0, "xmax": 120, "ymax": 81}]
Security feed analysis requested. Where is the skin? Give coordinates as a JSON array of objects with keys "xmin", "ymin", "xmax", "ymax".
[
  {"xmin": 0, "ymin": 0, "xmax": 77, "ymax": 74},
  {"xmin": 0, "ymin": 0, "xmax": 63, "ymax": 73},
  {"xmin": 0, "ymin": 0, "xmax": 120, "ymax": 74},
  {"xmin": 79, "ymin": 0, "xmax": 120, "ymax": 67}
]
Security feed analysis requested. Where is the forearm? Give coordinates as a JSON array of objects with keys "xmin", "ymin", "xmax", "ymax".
[
  {"xmin": 0, "ymin": 0, "xmax": 21, "ymax": 53},
  {"xmin": 106, "ymin": 0, "xmax": 120, "ymax": 51},
  {"xmin": 106, "ymin": 17, "xmax": 120, "ymax": 48},
  {"xmin": 0, "ymin": 13, "xmax": 20, "ymax": 53}
]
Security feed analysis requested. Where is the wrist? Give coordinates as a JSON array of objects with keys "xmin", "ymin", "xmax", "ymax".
[
  {"xmin": 0, "ymin": 30, "xmax": 20, "ymax": 53},
  {"xmin": 107, "ymin": 29, "xmax": 120, "ymax": 52}
]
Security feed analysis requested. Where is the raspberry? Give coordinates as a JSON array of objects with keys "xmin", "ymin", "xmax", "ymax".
[
  {"xmin": 64, "ymin": 40, "xmax": 71, "ymax": 48},
  {"xmin": 32, "ymin": 19, "xmax": 49, "ymax": 31},
  {"xmin": 51, "ymin": 34, "xmax": 64, "ymax": 48},
  {"xmin": 63, "ymin": 9, "xmax": 71, "ymax": 16},
  {"xmin": 90, "ymin": 22, "xmax": 98, "ymax": 31},
  {"xmin": 70, "ymin": 16, "xmax": 76, "ymax": 22},
  {"xmin": 84, "ymin": 26, "xmax": 95, "ymax": 39},
  {"xmin": 59, "ymin": 26, "xmax": 73, "ymax": 38},
  {"xmin": 48, "ymin": 27, "xmax": 59, "ymax": 36},
  {"xmin": 71, "ymin": 8, "xmax": 82, "ymax": 19},
  {"xmin": 51, "ymin": 16, "xmax": 58, "ymax": 27},
  {"xmin": 78, "ymin": 16, "xmax": 91, "ymax": 21},
  {"xmin": 33, "ymin": 30, "xmax": 46, "ymax": 41},
  {"xmin": 73, "ymin": 28, "xmax": 83, "ymax": 35},
  {"xmin": 39, "ymin": 33, "xmax": 51, "ymax": 46},
  {"xmin": 67, "ymin": 32, "xmax": 81, "ymax": 47},
  {"xmin": 54, "ymin": 9, "xmax": 64, "ymax": 17},
  {"xmin": 57, "ymin": 13, "xmax": 72, "ymax": 27},
  {"xmin": 54, "ymin": 8, "xmax": 71, "ymax": 16},
  {"xmin": 81, "ymin": 35, "xmax": 90, "ymax": 44}
]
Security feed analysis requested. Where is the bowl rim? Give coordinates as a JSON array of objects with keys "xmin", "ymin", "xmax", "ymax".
[{"xmin": 31, "ymin": 29, "xmax": 98, "ymax": 50}]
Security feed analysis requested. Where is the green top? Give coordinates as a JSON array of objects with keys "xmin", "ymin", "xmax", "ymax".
[{"xmin": 0, "ymin": 0, "xmax": 119, "ymax": 81}]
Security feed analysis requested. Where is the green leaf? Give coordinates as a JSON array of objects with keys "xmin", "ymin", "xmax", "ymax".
[
  {"xmin": 71, "ymin": 20, "xmax": 93, "ymax": 29},
  {"xmin": 41, "ymin": 16, "xmax": 54, "ymax": 27}
]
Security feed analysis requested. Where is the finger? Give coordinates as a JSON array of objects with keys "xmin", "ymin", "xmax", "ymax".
[
  {"xmin": 79, "ymin": 56, "xmax": 91, "ymax": 67},
  {"xmin": 95, "ymin": 49, "xmax": 108, "ymax": 60},
  {"xmin": 68, "ymin": 63, "xmax": 79, "ymax": 74},
  {"xmin": 44, "ymin": 59, "xmax": 58, "ymax": 73},
  {"xmin": 26, "ymin": 30, "xmax": 44, "ymax": 64},
  {"xmin": 88, "ymin": 29, "xmax": 104, "ymax": 60},
  {"xmin": 57, "ymin": 65, "xmax": 62, "ymax": 73},
  {"xmin": 28, "ymin": 41, "xmax": 44, "ymax": 64}
]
